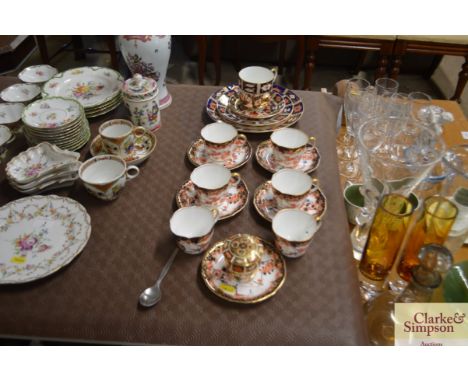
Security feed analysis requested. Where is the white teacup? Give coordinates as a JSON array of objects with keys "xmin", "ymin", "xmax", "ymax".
[
  {"xmin": 273, "ymin": 209, "xmax": 320, "ymax": 258},
  {"xmin": 190, "ymin": 163, "xmax": 239, "ymax": 207},
  {"xmin": 271, "ymin": 169, "xmax": 313, "ymax": 209},
  {"xmin": 170, "ymin": 206, "xmax": 219, "ymax": 255},
  {"xmin": 270, "ymin": 128, "xmax": 315, "ymax": 165},
  {"xmin": 201, "ymin": 122, "xmax": 246, "ymax": 161},
  {"xmin": 79, "ymin": 155, "xmax": 140, "ymax": 201},
  {"xmin": 99, "ymin": 119, "xmax": 145, "ymax": 157},
  {"xmin": 238, "ymin": 66, "xmax": 277, "ymax": 109}
]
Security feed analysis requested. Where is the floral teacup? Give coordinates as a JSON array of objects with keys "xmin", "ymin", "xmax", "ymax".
[
  {"xmin": 99, "ymin": 119, "xmax": 145, "ymax": 157},
  {"xmin": 190, "ymin": 163, "xmax": 239, "ymax": 207},
  {"xmin": 272, "ymin": 209, "xmax": 320, "ymax": 258},
  {"xmin": 270, "ymin": 128, "xmax": 315, "ymax": 166},
  {"xmin": 271, "ymin": 168, "xmax": 314, "ymax": 209},
  {"xmin": 79, "ymin": 155, "xmax": 139, "ymax": 201},
  {"xmin": 170, "ymin": 206, "xmax": 219, "ymax": 255},
  {"xmin": 201, "ymin": 122, "xmax": 247, "ymax": 162}
]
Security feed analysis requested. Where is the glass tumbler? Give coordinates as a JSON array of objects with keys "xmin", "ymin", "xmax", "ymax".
[{"xmin": 359, "ymin": 193, "xmax": 414, "ymax": 300}]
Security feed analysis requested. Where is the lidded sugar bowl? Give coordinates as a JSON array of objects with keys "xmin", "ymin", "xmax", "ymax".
[
  {"xmin": 122, "ymin": 73, "xmax": 161, "ymax": 132},
  {"xmin": 224, "ymin": 234, "xmax": 263, "ymax": 281}
]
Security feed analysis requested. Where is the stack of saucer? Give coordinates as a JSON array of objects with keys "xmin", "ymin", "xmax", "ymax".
[
  {"xmin": 42, "ymin": 66, "xmax": 123, "ymax": 118},
  {"xmin": 6, "ymin": 142, "xmax": 81, "ymax": 194},
  {"xmin": 21, "ymin": 97, "xmax": 90, "ymax": 151}
]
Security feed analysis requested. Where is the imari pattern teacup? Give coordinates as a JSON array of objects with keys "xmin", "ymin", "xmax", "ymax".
[
  {"xmin": 271, "ymin": 168, "xmax": 313, "ymax": 210},
  {"xmin": 270, "ymin": 128, "xmax": 316, "ymax": 166},
  {"xmin": 238, "ymin": 66, "xmax": 277, "ymax": 109},
  {"xmin": 201, "ymin": 122, "xmax": 247, "ymax": 162},
  {"xmin": 190, "ymin": 163, "xmax": 239, "ymax": 207},
  {"xmin": 272, "ymin": 209, "xmax": 320, "ymax": 258},
  {"xmin": 170, "ymin": 206, "xmax": 219, "ymax": 255}
]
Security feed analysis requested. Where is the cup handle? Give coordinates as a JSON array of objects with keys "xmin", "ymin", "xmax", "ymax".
[
  {"xmin": 210, "ymin": 208, "xmax": 220, "ymax": 223},
  {"xmin": 126, "ymin": 165, "xmax": 140, "ymax": 180},
  {"xmin": 133, "ymin": 126, "xmax": 146, "ymax": 137},
  {"xmin": 231, "ymin": 172, "xmax": 242, "ymax": 187},
  {"xmin": 237, "ymin": 134, "xmax": 247, "ymax": 144},
  {"xmin": 6, "ymin": 134, "xmax": 15, "ymax": 145},
  {"xmin": 271, "ymin": 67, "xmax": 278, "ymax": 82},
  {"xmin": 308, "ymin": 136, "xmax": 316, "ymax": 146}
]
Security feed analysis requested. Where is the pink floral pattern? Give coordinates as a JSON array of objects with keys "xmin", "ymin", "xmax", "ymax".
[
  {"xmin": 13, "ymin": 228, "xmax": 51, "ymax": 259},
  {"xmin": 72, "ymin": 81, "xmax": 105, "ymax": 100}
]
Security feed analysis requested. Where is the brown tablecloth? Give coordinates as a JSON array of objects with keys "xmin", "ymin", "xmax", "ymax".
[{"xmin": 0, "ymin": 77, "xmax": 367, "ymax": 345}]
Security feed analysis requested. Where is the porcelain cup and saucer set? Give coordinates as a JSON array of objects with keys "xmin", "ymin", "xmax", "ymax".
[
  {"xmin": 89, "ymin": 118, "xmax": 157, "ymax": 166},
  {"xmin": 206, "ymin": 66, "xmax": 304, "ymax": 134},
  {"xmin": 176, "ymin": 163, "xmax": 249, "ymax": 220},
  {"xmin": 187, "ymin": 122, "xmax": 252, "ymax": 170}
]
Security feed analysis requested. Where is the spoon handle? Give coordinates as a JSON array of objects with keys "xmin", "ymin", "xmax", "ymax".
[{"xmin": 155, "ymin": 248, "xmax": 178, "ymax": 286}]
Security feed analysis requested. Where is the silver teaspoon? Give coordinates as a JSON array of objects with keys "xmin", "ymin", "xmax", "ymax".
[{"xmin": 139, "ymin": 248, "xmax": 178, "ymax": 307}]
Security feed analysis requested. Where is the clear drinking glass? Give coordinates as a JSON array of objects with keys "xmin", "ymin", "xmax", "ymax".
[
  {"xmin": 375, "ymin": 77, "xmax": 399, "ymax": 96},
  {"xmin": 409, "ymin": 91, "xmax": 433, "ymax": 125},
  {"xmin": 351, "ymin": 116, "xmax": 447, "ymax": 257}
]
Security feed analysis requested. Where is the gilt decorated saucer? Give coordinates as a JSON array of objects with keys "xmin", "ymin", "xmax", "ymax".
[
  {"xmin": 206, "ymin": 84, "xmax": 304, "ymax": 133},
  {"xmin": 200, "ymin": 236, "xmax": 286, "ymax": 304},
  {"xmin": 187, "ymin": 137, "xmax": 252, "ymax": 170},
  {"xmin": 176, "ymin": 174, "xmax": 249, "ymax": 220},
  {"xmin": 90, "ymin": 130, "xmax": 157, "ymax": 166},
  {"xmin": 255, "ymin": 139, "xmax": 321, "ymax": 173},
  {"xmin": 254, "ymin": 180, "xmax": 327, "ymax": 222}
]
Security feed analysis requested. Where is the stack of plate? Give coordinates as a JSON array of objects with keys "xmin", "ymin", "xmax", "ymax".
[
  {"xmin": 42, "ymin": 66, "xmax": 124, "ymax": 118},
  {"xmin": 21, "ymin": 97, "xmax": 90, "ymax": 151},
  {"xmin": 6, "ymin": 142, "xmax": 81, "ymax": 194},
  {"xmin": 205, "ymin": 84, "xmax": 304, "ymax": 134}
]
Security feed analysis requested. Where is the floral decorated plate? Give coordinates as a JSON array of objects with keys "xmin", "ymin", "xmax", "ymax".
[
  {"xmin": 0, "ymin": 195, "xmax": 91, "ymax": 284},
  {"xmin": 10, "ymin": 173, "xmax": 79, "ymax": 195},
  {"xmin": 200, "ymin": 236, "xmax": 286, "ymax": 304},
  {"xmin": 229, "ymin": 92, "xmax": 285, "ymax": 120},
  {"xmin": 10, "ymin": 162, "xmax": 81, "ymax": 190},
  {"xmin": 256, "ymin": 139, "xmax": 321, "ymax": 173},
  {"xmin": 1, "ymin": 83, "xmax": 41, "ymax": 103},
  {"xmin": 187, "ymin": 137, "xmax": 252, "ymax": 170},
  {"xmin": 254, "ymin": 180, "xmax": 327, "ymax": 222},
  {"xmin": 0, "ymin": 102, "xmax": 24, "ymax": 124},
  {"xmin": 176, "ymin": 174, "xmax": 249, "ymax": 220},
  {"xmin": 6, "ymin": 142, "xmax": 80, "ymax": 184},
  {"xmin": 18, "ymin": 65, "xmax": 58, "ymax": 84},
  {"xmin": 22, "ymin": 97, "xmax": 83, "ymax": 129},
  {"xmin": 90, "ymin": 130, "xmax": 157, "ymax": 165},
  {"xmin": 206, "ymin": 84, "xmax": 304, "ymax": 133},
  {"xmin": 42, "ymin": 67, "xmax": 124, "ymax": 109}
]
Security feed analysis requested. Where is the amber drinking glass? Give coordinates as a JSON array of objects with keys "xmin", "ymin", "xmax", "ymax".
[
  {"xmin": 359, "ymin": 193, "xmax": 414, "ymax": 300},
  {"xmin": 397, "ymin": 196, "xmax": 458, "ymax": 282}
]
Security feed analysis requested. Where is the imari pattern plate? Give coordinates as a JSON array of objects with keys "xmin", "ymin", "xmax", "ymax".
[
  {"xmin": 201, "ymin": 236, "xmax": 286, "ymax": 304},
  {"xmin": 0, "ymin": 195, "xmax": 91, "ymax": 284}
]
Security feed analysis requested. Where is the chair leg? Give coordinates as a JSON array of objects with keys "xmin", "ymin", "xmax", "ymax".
[
  {"xmin": 35, "ymin": 36, "xmax": 49, "ymax": 64},
  {"xmin": 196, "ymin": 36, "xmax": 207, "ymax": 85},
  {"xmin": 106, "ymin": 36, "xmax": 119, "ymax": 70},
  {"xmin": 375, "ymin": 54, "xmax": 389, "ymax": 80},
  {"xmin": 303, "ymin": 37, "xmax": 319, "ymax": 90},
  {"xmin": 212, "ymin": 36, "xmax": 222, "ymax": 86},
  {"xmin": 450, "ymin": 55, "xmax": 468, "ymax": 103},
  {"xmin": 390, "ymin": 54, "xmax": 402, "ymax": 80},
  {"xmin": 278, "ymin": 40, "xmax": 286, "ymax": 75},
  {"xmin": 71, "ymin": 35, "xmax": 86, "ymax": 61},
  {"xmin": 293, "ymin": 37, "xmax": 305, "ymax": 90}
]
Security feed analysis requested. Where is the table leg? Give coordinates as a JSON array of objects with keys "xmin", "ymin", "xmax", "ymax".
[{"xmin": 450, "ymin": 55, "xmax": 468, "ymax": 103}]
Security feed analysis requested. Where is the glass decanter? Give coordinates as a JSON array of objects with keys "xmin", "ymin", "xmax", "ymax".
[{"xmin": 363, "ymin": 244, "xmax": 453, "ymax": 346}]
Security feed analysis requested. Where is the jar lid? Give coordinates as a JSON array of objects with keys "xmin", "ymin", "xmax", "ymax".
[{"xmin": 122, "ymin": 73, "xmax": 158, "ymax": 101}]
